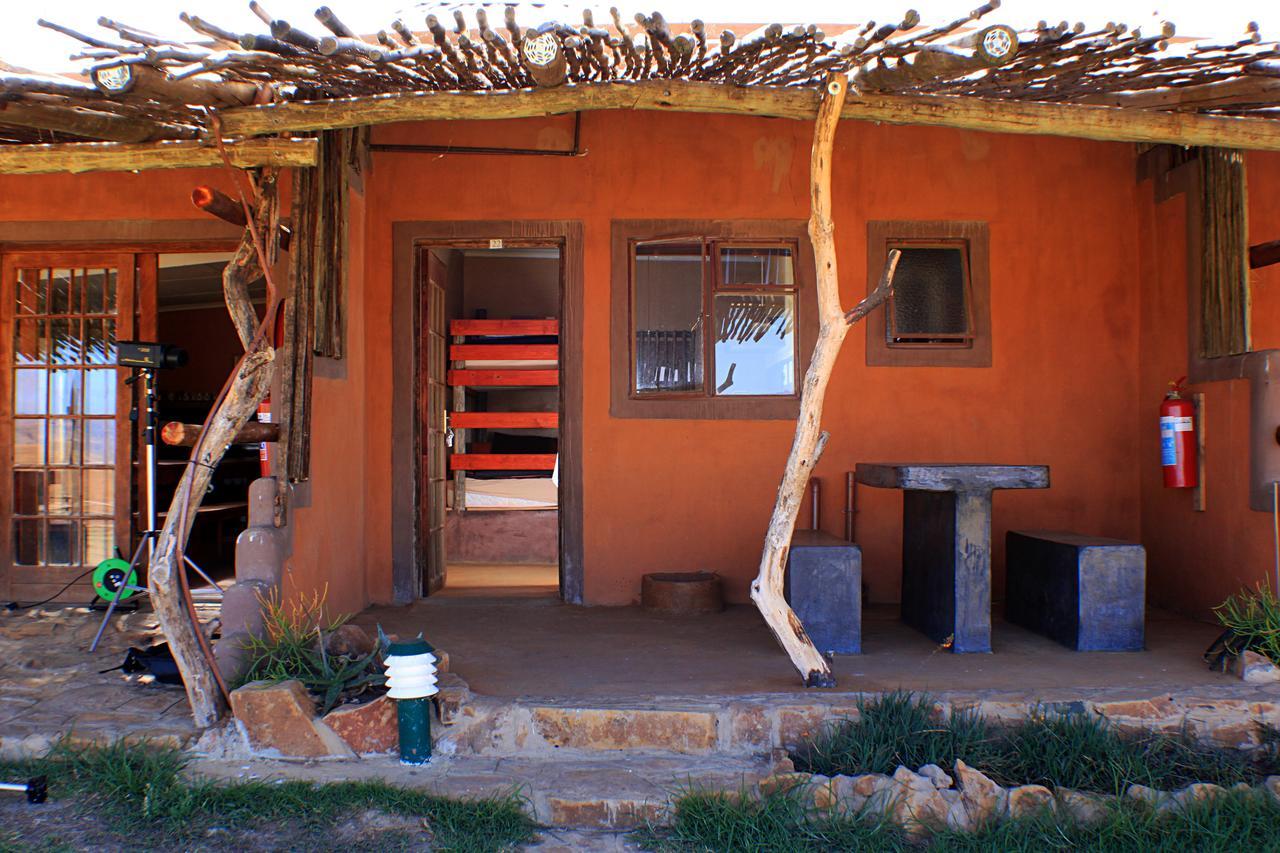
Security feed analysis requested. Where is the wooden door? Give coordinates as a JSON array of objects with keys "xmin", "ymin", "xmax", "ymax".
[
  {"xmin": 0, "ymin": 254, "xmax": 136, "ymax": 602},
  {"xmin": 420, "ymin": 250, "xmax": 449, "ymax": 594}
]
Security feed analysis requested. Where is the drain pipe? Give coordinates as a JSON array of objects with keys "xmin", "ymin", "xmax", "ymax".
[
  {"xmin": 810, "ymin": 479, "xmax": 820, "ymax": 530},
  {"xmin": 844, "ymin": 471, "xmax": 857, "ymax": 542}
]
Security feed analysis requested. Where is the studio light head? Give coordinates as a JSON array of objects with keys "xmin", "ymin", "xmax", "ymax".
[{"xmin": 117, "ymin": 341, "xmax": 188, "ymax": 370}]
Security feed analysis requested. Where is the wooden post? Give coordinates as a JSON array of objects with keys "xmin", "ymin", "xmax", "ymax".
[
  {"xmin": 147, "ymin": 177, "xmax": 283, "ymax": 727},
  {"xmin": 750, "ymin": 73, "xmax": 900, "ymax": 687}
]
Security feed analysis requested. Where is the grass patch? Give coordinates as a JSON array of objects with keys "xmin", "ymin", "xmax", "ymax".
[
  {"xmin": 641, "ymin": 787, "xmax": 1280, "ymax": 852},
  {"xmin": 0, "ymin": 741, "xmax": 534, "ymax": 852},
  {"xmin": 636, "ymin": 788, "xmax": 906, "ymax": 852},
  {"xmin": 793, "ymin": 691, "xmax": 1274, "ymax": 795}
]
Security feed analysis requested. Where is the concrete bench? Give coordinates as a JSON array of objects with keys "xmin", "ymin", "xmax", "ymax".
[
  {"xmin": 785, "ymin": 530, "xmax": 862, "ymax": 655},
  {"xmin": 1004, "ymin": 531, "xmax": 1145, "ymax": 651}
]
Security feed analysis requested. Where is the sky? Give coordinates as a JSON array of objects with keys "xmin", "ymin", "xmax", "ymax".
[{"xmin": 0, "ymin": 0, "xmax": 1275, "ymax": 73}]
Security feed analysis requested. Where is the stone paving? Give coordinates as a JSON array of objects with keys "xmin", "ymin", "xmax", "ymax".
[{"xmin": 0, "ymin": 605, "xmax": 197, "ymax": 758}]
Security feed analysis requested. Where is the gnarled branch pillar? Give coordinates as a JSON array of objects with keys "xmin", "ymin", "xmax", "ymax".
[{"xmin": 751, "ymin": 74, "xmax": 900, "ymax": 686}]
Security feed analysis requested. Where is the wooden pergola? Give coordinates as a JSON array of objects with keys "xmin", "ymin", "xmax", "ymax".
[{"xmin": 0, "ymin": 2, "xmax": 1278, "ymax": 171}]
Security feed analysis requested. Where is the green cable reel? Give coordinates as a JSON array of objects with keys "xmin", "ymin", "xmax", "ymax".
[{"xmin": 91, "ymin": 558, "xmax": 139, "ymax": 602}]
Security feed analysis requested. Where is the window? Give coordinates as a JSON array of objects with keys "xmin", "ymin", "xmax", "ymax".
[
  {"xmin": 612, "ymin": 221, "xmax": 814, "ymax": 419},
  {"xmin": 866, "ymin": 221, "xmax": 991, "ymax": 367}
]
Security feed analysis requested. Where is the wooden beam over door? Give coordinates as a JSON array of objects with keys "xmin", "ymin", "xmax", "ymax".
[
  {"xmin": 218, "ymin": 80, "xmax": 1280, "ymax": 152},
  {"xmin": 0, "ymin": 137, "xmax": 318, "ymax": 174}
]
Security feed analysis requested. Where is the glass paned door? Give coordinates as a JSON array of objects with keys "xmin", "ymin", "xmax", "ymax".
[{"xmin": 1, "ymin": 254, "xmax": 135, "ymax": 601}]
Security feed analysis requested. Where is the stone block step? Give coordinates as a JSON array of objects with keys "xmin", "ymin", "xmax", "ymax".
[{"xmin": 198, "ymin": 752, "xmax": 774, "ymax": 829}]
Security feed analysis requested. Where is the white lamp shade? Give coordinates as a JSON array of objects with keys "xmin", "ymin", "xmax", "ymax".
[{"xmin": 385, "ymin": 651, "xmax": 439, "ymax": 699}]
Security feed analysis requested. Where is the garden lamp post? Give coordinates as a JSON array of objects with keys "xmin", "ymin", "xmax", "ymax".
[{"xmin": 384, "ymin": 638, "xmax": 439, "ymax": 764}]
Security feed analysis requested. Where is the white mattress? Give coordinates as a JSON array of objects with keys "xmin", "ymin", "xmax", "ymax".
[{"xmin": 458, "ymin": 476, "xmax": 558, "ymax": 510}]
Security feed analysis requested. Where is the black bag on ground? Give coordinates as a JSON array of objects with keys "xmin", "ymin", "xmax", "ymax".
[{"xmin": 99, "ymin": 643, "xmax": 184, "ymax": 686}]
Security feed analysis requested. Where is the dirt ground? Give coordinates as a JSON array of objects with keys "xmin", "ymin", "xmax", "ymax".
[{"xmin": 0, "ymin": 798, "xmax": 641, "ymax": 852}]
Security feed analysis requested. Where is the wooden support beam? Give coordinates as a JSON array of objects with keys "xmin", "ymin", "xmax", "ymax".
[
  {"xmin": 0, "ymin": 100, "xmax": 192, "ymax": 143},
  {"xmin": 1082, "ymin": 77, "xmax": 1280, "ymax": 112},
  {"xmin": 447, "ymin": 368, "xmax": 558, "ymax": 386},
  {"xmin": 449, "ymin": 343, "xmax": 558, "ymax": 360},
  {"xmin": 450, "ymin": 411, "xmax": 559, "ymax": 429},
  {"xmin": 0, "ymin": 137, "xmax": 318, "ymax": 174},
  {"xmin": 216, "ymin": 80, "xmax": 1280, "ymax": 152},
  {"xmin": 450, "ymin": 453, "xmax": 557, "ymax": 470},
  {"xmin": 161, "ymin": 419, "xmax": 279, "ymax": 447},
  {"xmin": 1250, "ymin": 238, "xmax": 1280, "ymax": 270}
]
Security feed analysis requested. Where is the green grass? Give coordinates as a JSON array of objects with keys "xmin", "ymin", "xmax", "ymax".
[
  {"xmin": 640, "ymin": 788, "xmax": 1280, "ymax": 852},
  {"xmin": 0, "ymin": 741, "xmax": 534, "ymax": 852},
  {"xmin": 793, "ymin": 691, "xmax": 1274, "ymax": 796},
  {"xmin": 1214, "ymin": 584, "xmax": 1280, "ymax": 666}
]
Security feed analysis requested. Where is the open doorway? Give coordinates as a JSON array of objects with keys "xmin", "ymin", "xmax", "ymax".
[
  {"xmin": 418, "ymin": 244, "xmax": 563, "ymax": 597},
  {"xmin": 155, "ymin": 252, "xmax": 263, "ymax": 590}
]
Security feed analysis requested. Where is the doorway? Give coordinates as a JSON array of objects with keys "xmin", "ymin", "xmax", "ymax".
[{"xmin": 418, "ymin": 243, "xmax": 564, "ymax": 597}]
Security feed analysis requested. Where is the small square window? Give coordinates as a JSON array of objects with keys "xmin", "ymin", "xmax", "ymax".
[
  {"xmin": 631, "ymin": 239, "xmax": 800, "ymax": 399},
  {"xmin": 612, "ymin": 220, "xmax": 814, "ymax": 419},
  {"xmin": 867, "ymin": 221, "xmax": 991, "ymax": 368},
  {"xmin": 886, "ymin": 245, "xmax": 972, "ymax": 346}
]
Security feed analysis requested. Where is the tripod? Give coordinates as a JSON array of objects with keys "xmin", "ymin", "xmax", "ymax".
[{"xmin": 89, "ymin": 367, "xmax": 223, "ymax": 652}]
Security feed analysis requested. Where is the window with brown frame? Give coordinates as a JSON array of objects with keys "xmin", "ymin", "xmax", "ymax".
[
  {"xmin": 611, "ymin": 221, "xmax": 815, "ymax": 420},
  {"xmin": 866, "ymin": 221, "xmax": 991, "ymax": 368}
]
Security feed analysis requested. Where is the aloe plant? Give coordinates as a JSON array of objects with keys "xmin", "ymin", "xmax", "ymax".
[{"xmin": 1207, "ymin": 585, "xmax": 1280, "ymax": 670}]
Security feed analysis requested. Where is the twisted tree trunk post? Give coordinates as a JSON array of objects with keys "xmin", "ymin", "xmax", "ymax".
[
  {"xmin": 750, "ymin": 74, "xmax": 900, "ymax": 687},
  {"xmin": 148, "ymin": 175, "xmax": 283, "ymax": 727}
]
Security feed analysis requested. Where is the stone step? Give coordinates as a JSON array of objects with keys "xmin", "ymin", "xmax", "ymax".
[
  {"xmin": 434, "ymin": 696, "xmax": 861, "ymax": 758},
  {"xmin": 197, "ymin": 752, "xmax": 774, "ymax": 829}
]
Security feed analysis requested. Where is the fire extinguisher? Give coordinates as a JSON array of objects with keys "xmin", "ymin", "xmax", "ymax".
[
  {"xmin": 257, "ymin": 399, "xmax": 272, "ymax": 478},
  {"xmin": 1160, "ymin": 377, "xmax": 1198, "ymax": 489}
]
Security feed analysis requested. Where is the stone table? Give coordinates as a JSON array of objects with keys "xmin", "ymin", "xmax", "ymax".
[{"xmin": 855, "ymin": 463, "xmax": 1050, "ymax": 653}]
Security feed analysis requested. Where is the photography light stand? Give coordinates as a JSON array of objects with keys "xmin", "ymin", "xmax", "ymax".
[{"xmin": 89, "ymin": 366, "xmax": 223, "ymax": 652}]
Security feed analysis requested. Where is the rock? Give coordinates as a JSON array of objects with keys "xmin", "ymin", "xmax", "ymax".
[
  {"xmin": 759, "ymin": 772, "xmax": 811, "ymax": 797},
  {"xmin": 1231, "ymin": 650, "xmax": 1280, "ymax": 684},
  {"xmin": 954, "ymin": 760, "xmax": 1007, "ymax": 829},
  {"xmin": 918, "ymin": 763, "xmax": 954, "ymax": 789},
  {"xmin": 325, "ymin": 624, "xmax": 376, "ymax": 658},
  {"xmin": 434, "ymin": 672, "xmax": 472, "ymax": 725},
  {"xmin": 1056, "ymin": 788, "xmax": 1110, "ymax": 825},
  {"xmin": 846, "ymin": 773, "xmax": 893, "ymax": 813},
  {"xmin": 807, "ymin": 775, "xmax": 838, "ymax": 809},
  {"xmin": 1126, "ymin": 784, "xmax": 1174, "ymax": 810},
  {"xmin": 889, "ymin": 766, "xmax": 950, "ymax": 836},
  {"xmin": 767, "ymin": 748, "xmax": 795, "ymax": 776},
  {"xmin": 229, "ymin": 679, "xmax": 355, "ymax": 759},
  {"xmin": 323, "ymin": 694, "xmax": 397, "ymax": 755},
  {"xmin": 1172, "ymin": 782, "xmax": 1226, "ymax": 809},
  {"xmin": 1007, "ymin": 784, "xmax": 1054, "ymax": 818},
  {"xmin": 1265, "ymin": 776, "xmax": 1280, "ymax": 804}
]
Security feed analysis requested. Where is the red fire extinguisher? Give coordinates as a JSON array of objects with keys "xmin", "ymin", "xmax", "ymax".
[
  {"xmin": 1160, "ymin": 377, "xmax": 1197, "ymax": 489},
  {"xmin": 257, "ymin": 399, "xmax": 272, "ymax": 478}
]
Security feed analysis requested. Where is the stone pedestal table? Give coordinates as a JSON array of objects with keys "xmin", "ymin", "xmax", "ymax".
[{"xmin": 855, "ymin": 463, "xmax": 1050, "ymax": 653}]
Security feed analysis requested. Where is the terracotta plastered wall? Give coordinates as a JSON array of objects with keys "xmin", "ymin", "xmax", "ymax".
[
  {"xmin": 1137, "ymin": 151, "xmax": 1280, "ymax": 620},
  {"xmin": 352, "ymin": 111, "xmax": 1146, "ymax": 608}
]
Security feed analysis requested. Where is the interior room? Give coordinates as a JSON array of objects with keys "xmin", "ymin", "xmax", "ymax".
[
  {"xmin": 154, "ymin": 252, "xmax": 263, "ymax": 587},
  {"xmin": 437, "ymin": 247, "xmax": 562, "ymax": 596}
]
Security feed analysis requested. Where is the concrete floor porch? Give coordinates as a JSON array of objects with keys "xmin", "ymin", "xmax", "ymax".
[{"xmin": 357, "ymin": 595, "xmax": 1240, "ymax": 703}]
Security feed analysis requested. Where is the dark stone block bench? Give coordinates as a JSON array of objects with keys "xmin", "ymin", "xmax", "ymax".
[
  {"xmin": 785, "ymin": 530, "xmax": 862, "ymax": 655},
  {"xmin": 1005, "ymin": 531, "xmax": 1146, "ymax": 651}
]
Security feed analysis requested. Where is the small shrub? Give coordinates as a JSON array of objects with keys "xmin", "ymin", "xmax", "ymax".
[
  {"xmin": 792, "ymin": 692, "xmax": 1265, "ymax": 795},
  {"xmin": 1211, "ymin": 584, "xmax": 1280, "ymax": 667},
  {"xmin": 794, "ymin": 691, "xmax": 1000, "ymax": 777},
  {"xmin": 236, "ymin": 587, "xmax": 385, "ymax": 713}
]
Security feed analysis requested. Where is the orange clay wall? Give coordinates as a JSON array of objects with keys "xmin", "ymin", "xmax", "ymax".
[
  {"xmin": 353, "ymin": 111, "xmax": 1148, "ymax": 608},
  {"xmin": 1137, "ymin": 151, "xmax": 1280, "ymax": 620},
  {"xmin": 2, "ymin": 118, "xmax": 1276, "ymax": 617}
]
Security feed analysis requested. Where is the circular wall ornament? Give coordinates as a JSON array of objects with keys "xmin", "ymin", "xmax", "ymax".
[
  {"xmin": 522, "ymin": 32, "xmax": 560, "ymax": 68},
  {"xmin": 979, "ymin": 26, "xmax": 1017, "ymax": 64},
  {"xmin": 92, "ymin": 63, "xmax": 136, "ymax": 93}
]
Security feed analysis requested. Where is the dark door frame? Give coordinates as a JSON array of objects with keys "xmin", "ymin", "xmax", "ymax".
[{"xmin": 391, "ymin": 221, "xmax": 584, "ymax": 604}]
